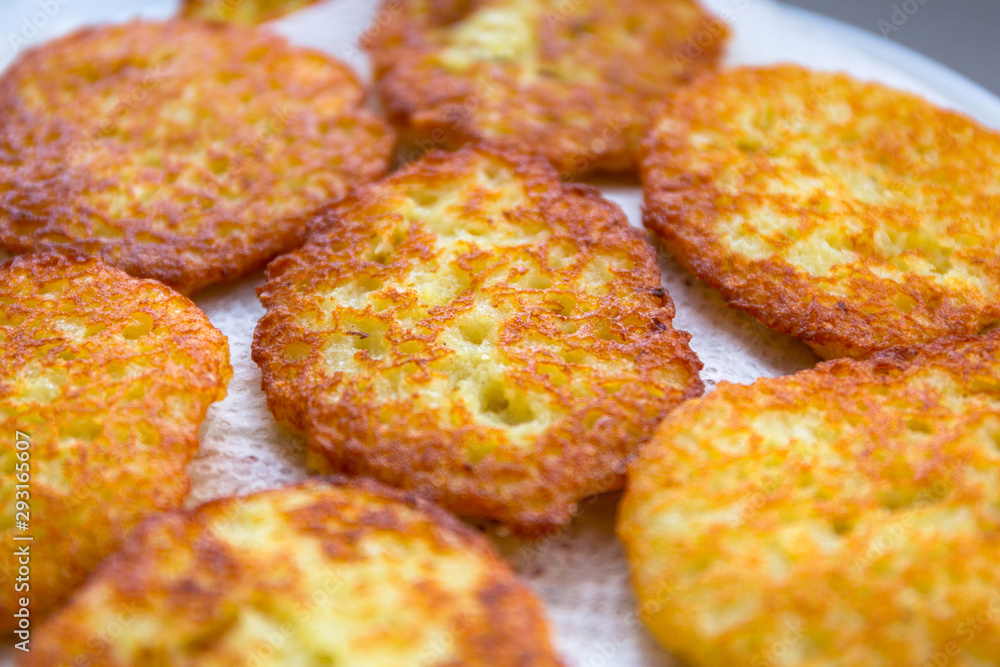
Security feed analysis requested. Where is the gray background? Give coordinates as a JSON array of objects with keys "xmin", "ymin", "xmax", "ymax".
[
  {"xmin": 0, "ymin": 1, "xmax": 996, "ymax": 95},
  {"xmin": 781, "ymin": 0, "xmax": 1000, "ymax": 95}
]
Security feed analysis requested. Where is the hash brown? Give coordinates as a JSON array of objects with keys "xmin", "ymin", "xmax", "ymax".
[
  {"xmin": 252, "ymin": 144, "xmax": 703, "ymax": 535},
  {"xmin": 0, "ymin": 253, "xmax": 231, "ymax": 632},
  {"xmin": 26, "ymin": 477, "xmax": 564, "ymax": 666},
  {"xmin": 619, "ymin": 331, "xmax": 1000, "ymax": 666},
  {"xmin": 180, "ymin": 0, "xmax": 322, "ymax": 25},
  {"xmin": 364, "ymin": 0, "xmax": 727, "ymax": 177},
  {"xmin": 642, "ymin": 65, "xmax": 1000, "ymax": 359},
  {"xmin": 0, "ymin": 20, "xmax": 394, "ymax": 294}
]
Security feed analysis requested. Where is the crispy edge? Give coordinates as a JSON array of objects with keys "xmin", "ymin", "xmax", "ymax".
[
  {"xmin": 26, "ymin": 476, "xmax": 565, "ymax": 667},
  {"xmin": 0, "ymin": 250, "xmax": 233, "ymax": 630},
  {"xmin": 618, "ymin": 329, "xmax": 1000, "ymax": 664},
  {"xmin": 0, "ymin": 20, "xmax": 394, "ymax": 295},
  {"xmin": 253, "ymin": 143, "xmax": 704, "ymax": 535},
  {"xmin": 641, "ymin": 65, "xmax": 1000, "ymax": 360},
  {"xmin": 364, "ymin": 0, "xmax": 728, "ymax": 177}
]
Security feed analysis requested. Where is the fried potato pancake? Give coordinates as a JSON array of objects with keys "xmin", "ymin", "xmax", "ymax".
[
  {"xmin": 364, "ymin": 0, "xmax": 727, "ymax": 177},
  {"xmin": 180, "ymin": 0, "xmax": 322, "ymax": 25},
  {"xmin": 252, "ymin": 145, "xmax": 703, "ymax": 534},
  {"xmin": 0, "ymin": 253, "xmax": 230, "ymax": 632},
  {"xmin": 642, "ymin": 65, "xmax": 1000, "ymax": 360},
  {"xmin": 27, "ymin": 477, "xmax": 564, "ymax": 666},
  {"xmin": 619, "ymin": 331, "xmax": 1000, "ymax": 666},
  {"xmin": 0, "ymin": 20, "xmax": 394, "ymax": 294}
]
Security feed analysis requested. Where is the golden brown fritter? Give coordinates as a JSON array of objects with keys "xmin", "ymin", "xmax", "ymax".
[
  {"xmin": 0, "ymin": 253, "xmax": 231, "ymax": 633},
  {"xmin": 252, "ymin": 144, "xmax": 703, "ymax": 535},
  {"xmin": 642, "ymin": 65, "xmax": 1000, "ymax": 360},
  {"xmin": 619, "ymin": 331, "xmax": 1000, "ymax": 667},
  {"xmin": 0, "ymin": 20, "xmax": 394, "ymax": 294},
  {"xmin": 26, "ymin": 477, "xmax": 565, "ymax": 666},
  {"xmin": 180, "ymin": 0, "xmax": 322, "ymax": 25},
  {"xmin": 363, "ymin": 0, "xmax": 727, "ymax": 177}
]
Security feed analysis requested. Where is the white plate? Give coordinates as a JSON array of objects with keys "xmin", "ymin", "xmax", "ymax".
[
  {"xmin": 3, "ymin": 2, "xmax": 1000, "ymax": 665},
  {"xmin": 779, "ymin": 4, "xmax": 1000, "ymax": 130}
]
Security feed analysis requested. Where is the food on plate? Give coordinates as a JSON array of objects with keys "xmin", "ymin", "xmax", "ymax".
[
  {"xmin": 252, "ymin": 144, "xmax": 703, "ymax": 534},
  {"xmin": 619, "ymin": 330, "xmax": 1000, "ymax": 666},
  {"xmin": 642, "ymin": 65, "xmax": 1000, "ymax": 359},
  {"xmin": 180, "ymin": 0, "xmax": 322, "ymax": 25},
  {"xmin": 27, "ymin": 477, "xmax": 565, "ymax": 666},
  {"xmin": 0, "ymin": 253, "xmax": 231, "ymax": 632},
  {"xmin": 0, "ymin": 20, "xmax": 394, "ymax": 294},
  {"xmin": 364, "ymin": 0, "xmax": 727, "ymax": 177}
]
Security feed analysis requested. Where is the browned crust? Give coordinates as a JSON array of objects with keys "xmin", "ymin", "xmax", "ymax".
[
  {"xmin": 0, "ymin": 20, "xmax": 394, "ymax": 294},
  {"xmin": 252, "ymin": 143, "xmax": 703, "ymax": 535},
  {"xmin": 619, "ymin": 329, "xmax": 1000, "ymax": 665},
  {"xmin": 179, "ymin": 0, "xmax": 323, "ymax": 25},
  {"xmin": 642, "ymin": 65, "xmax": 1000, "ymax": 360},
  {"xmin": 26, "ymin": 477, "xmax": 564, "ymax": 666},
  {"xmin": 0, "ymin": 252, "xmax": 231, "ymax": 632},
  {"xmin": 363, "ymin": 0, "xmax": 727, "ymax": 177}
]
